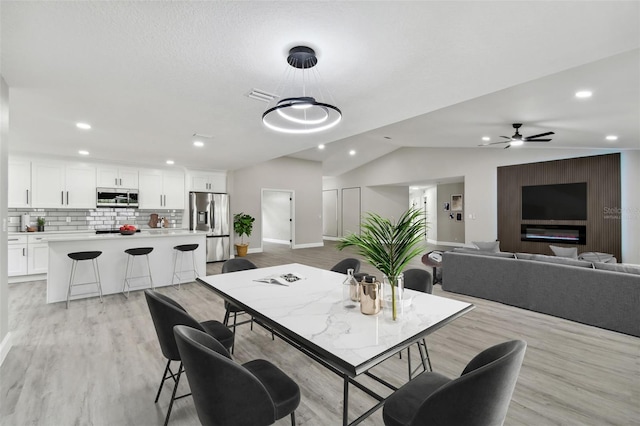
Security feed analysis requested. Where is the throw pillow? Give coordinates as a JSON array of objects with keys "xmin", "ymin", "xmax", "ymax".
[
  {"xmin": 532, "ymin": 254, "xmax": 593, "ymax": 268},
  {"xmin": 549, "ymin": 245, "xmax": 578, "ymax": 259},
  {"xmin": 593, "ymin": 262, "xmax": 640, "ymax": 275},
  {"xmin": 515, "ymin": 252, "xmax": 535, "ymax": 260},
  {"xmin": 472, "ymin": 241, "xmax": 500, "ymax": 253}
]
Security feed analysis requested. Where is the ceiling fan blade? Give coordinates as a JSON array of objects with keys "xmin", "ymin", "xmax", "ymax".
[
  {"xmin": 479, "ymin": 140, "xmax": 509, "ymax": 146},
  {"xmin": 500, "ymin": 136, "xmax": 511, "ymax": 139},
  {"xmin": 525, "ymin": 139, "xmax": 552, "ymax": 142},
  {"xmin": 525, "ymin": 131, "xmax": 554, "ymax": 139},
  {"xmin": 503, "ymin": 144, "xmax": 511, "ymax": 149}
]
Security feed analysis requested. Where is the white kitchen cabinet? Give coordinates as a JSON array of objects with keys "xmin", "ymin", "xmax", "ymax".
[
  {"xmin": 31, "ymin": 161, "xmax": 96, "ymax": 208},
  {"xmin": 138, "ymin": 169, "xmax": 185, "ymax": 209},
  {"xmin": 97, "ymin": 166, "xmax": 138, "ymax": 189},
  {"xmin": 8, "ymin": 159, "xmax": 32, "ymax": 208},
  {"xmin": 28, "ymin": 243, "xmax": 49, "ymax": 275},
  {"xmin": 7, "ymin": 235, "xmax": 28, "ymax": 277},
  {"xmin": 189, "ymin": 171, "xmax": 227, "ymax": 192}
]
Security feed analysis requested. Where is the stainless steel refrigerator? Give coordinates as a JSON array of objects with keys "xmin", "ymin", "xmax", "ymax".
[{"xmin": 189, "ymin": 192, "xmax": 231, "ymax": 262}]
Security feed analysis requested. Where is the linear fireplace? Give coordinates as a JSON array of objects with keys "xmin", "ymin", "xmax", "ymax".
[{"xmin": 520, "ymin": 224, "xmax": 586, "ymax": 245}]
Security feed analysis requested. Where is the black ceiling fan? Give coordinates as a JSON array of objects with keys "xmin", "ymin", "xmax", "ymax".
[{"xmin": 479, "ymin": 123, "xmax": 555, "ymax": 149}]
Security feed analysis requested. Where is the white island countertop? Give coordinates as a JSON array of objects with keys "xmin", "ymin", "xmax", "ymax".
[
  {"xmin": 42, "ymin": 229, "xmax": 200, "ymax": 242},
  {"xmin": 46, "ymin": 229, "xmax": 207, "ymax": 304}
]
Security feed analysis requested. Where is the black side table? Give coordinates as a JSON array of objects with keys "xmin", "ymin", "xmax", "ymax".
[{"xmin": 421, "ymin": 251, "xmax": 443, "ymax": 285}]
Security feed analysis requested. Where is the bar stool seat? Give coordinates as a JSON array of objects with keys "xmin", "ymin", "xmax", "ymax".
[
  {"xmin": 122, "ymin": 247, "xmax": 154, "ymax": 298},
  {"xmin": 172, "ymin": 244, "xmax": 199, "ymax": 289},
  {"xmin": 67, "ymin": 251, "xmax": 103, "ymax": 309}
]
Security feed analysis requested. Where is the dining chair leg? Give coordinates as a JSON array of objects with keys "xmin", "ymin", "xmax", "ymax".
[
  {"xmin": 407, "ymin": 345, "xmax": 413, "ymax": 380},
  {"xmin": 154, "ymin": 359, "xmax": 172, "ymax": 403},
  {"xmin": 422, "ymin": 338, "xmax": 433, "ymax": 371},
  {"xmin": 163, "ymin": 362, "xmax": 183, "ymax": 426},
  {"xmin": 290, "ymin": 411, "xmax": 296, "ymax": 426}
]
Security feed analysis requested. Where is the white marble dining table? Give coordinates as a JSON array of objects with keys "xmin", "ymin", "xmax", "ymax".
[{"xmin": 197, "ymin": 262, "xmax": 474, "ymax": 425}]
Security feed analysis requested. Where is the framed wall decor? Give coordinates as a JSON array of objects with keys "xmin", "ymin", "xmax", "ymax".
[
  {"xmin": 451, "ymin": 194, "xmax": 463, "ymax": 211},
  {"xmin": 443, "ymin": 202, "xmax": 450, "ymax": 211},
  {"xmin": 449, "ymin": 213, "xmax": 455, "ymax": 220},
  {"xmin": 456, "ymin": 212, "xmax": 463, "ymax": 222}
]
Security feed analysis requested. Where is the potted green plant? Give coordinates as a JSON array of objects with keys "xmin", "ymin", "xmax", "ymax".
[
  {"xmin": 37, "ymin": 217, "xmax": 46, "ymax": 232},
  {"xmin": 233, "ymin": 212, "xmax": 255, "ymax": 257},
  {"xmin": 337, "ymin": 207, "xmax": 427, "ymax": 320}
]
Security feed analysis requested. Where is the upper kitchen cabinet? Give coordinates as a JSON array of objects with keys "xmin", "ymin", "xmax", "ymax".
[
  {"xmin": 31, "ymin": 161, "xmax": 97, "ymax": 209},
  {"xmin": 96, "ymin": 166, "xmax": 138, "ymax": 189},
  {"xmin": 189, "ymin": 170, "xmax": 227, "ymax": 192},
  {"xmin": 8, "ymin": 159, "xmax": 32, "ymax": 208},
  {"xmin": 138, "ymin": 169, "xmax": 185, "ymax": 210}
]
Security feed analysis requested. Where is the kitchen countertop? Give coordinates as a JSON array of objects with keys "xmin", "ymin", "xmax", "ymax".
[{"xmin": 43, "ymin": 229, "xmax": 204, "ymax": 243}]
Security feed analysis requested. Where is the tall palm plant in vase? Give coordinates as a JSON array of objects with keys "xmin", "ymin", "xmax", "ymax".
[{"xmin": 337, "ymin": 207, "xmax": 427, "ymax": 320}]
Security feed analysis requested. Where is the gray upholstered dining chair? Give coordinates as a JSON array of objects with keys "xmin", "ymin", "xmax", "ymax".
[
  {"xmin": 221, "ymin": 258, "xmax": 258, "ymax": 353},
  {"xmin": 330, "ymin": 258, "xmax": 361, "ymax": 274},
  {"xmin": 174, "ymin": 325, "xmax": 301, "ymax": 426},
  {"xmin": 383, "ymin": 340, "xmax": 527, "ymax": 426},
  {"xmin": 402, "ymin": 268, "xmax": 434, "ymax": 379},
  {"xmin": 144, "ymin": 290, "xmax": 234, "ymax": 426}
]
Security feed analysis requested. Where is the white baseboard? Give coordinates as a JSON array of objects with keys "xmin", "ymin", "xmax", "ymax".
[
  {"xmin": 9, "ymin": 273, "xmax": 46, "ymax": 284},
  {"xmin": 247, "ymin": 247, "xmax": 263, "ymax": 254},
  {"xmin": 323, "ymin": 236, "xmax": 341, "ymax": 241},
  {"xmin": 263, "ymin": 238, "xmax": 290, "ymax": 245},
  {"xmin": 293, "ymin": 242, "xmax": 324, "ymax": 249},
  {"xmin": 434, "ymin": 241, "xmax": 467, "ymax": 248},
  {"xmin": 0, "ymin": 332, "xmax": 13, "ymax": 367}
]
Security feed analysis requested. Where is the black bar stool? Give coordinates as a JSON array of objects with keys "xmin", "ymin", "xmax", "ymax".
[
  {"xmin": 66, "ymin": 251, "xmax": 103, "ymax": 309},
  {"xmin": 171, "ymin": 244, "xmax": 199, "ymax": 289},
  {"xmin": 122, "ymin": 247, "xmax": 154, "ymax": 298}
]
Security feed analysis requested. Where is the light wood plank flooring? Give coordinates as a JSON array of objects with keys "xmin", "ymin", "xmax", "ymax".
[{"xmin": 1, "ymin": 241, "xmax": 638, "ymax": 425}]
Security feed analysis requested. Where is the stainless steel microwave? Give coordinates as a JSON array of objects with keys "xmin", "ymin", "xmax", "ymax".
[{"xmin": 96, "ymin": 187, "xmax": 139, "ymax": 208}]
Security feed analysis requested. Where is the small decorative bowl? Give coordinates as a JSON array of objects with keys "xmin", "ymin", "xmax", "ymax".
[{"xmin": 120, "ymin": 229, "xmax": 136, "ymax": 235}]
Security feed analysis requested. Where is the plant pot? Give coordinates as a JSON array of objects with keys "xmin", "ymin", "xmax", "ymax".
[
  {"xmin": 235, "ymin": 243, "xmax": 249, "ymax": 257},
  {"xmin": 37, "ymin": 225, "xmax": 45, "ymax": 232}
]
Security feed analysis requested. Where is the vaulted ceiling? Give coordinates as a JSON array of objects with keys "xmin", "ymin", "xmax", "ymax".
[{"xmin": 2, "ymin": 1, "xmax": 638, "ymax": 177}]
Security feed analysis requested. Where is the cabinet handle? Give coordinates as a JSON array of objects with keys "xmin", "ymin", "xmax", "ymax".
[
  {"xmin": 160, "ymin": 195, "xmax": 163, "ymax": 206},
  {"xmin": 26, "ymin": 189, "xmax": 29, "ymax": 204},
  {"xmin": 115, "ymin": 178, "xmax": 118, "ymax": 186},
  {"xmin": 9, "ymin": 238, "xmax": 18, "ymax": 241},
  {"xmin": 23, "ymin": 248, "xmax": 26, "ymax": 256},
  {"xmin": 61, "ymin": 191, "xmax": 64, "ymax": 205},
  {"xmin": 120, "ymin": 178, "xmax": 122, "ymax": 186},
  {"xmin": 66, "ymin": 191, "xmax": 69, "ymax": 205}
]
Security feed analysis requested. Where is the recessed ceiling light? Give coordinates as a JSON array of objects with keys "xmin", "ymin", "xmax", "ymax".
[
  {"xmin": 318, "ymin": 144, "xmax": 325, "ymax": 150},
  {"xmin": 349, "ymin": 150, "xmax": 356, "ymax": 156},
  {"xmin": 482, "ymin": 136, "xmax": 490, "ymax": 141},
  {"xmin": 166, "ymin": 160, "xmax": 175, "ymax": 165},
  {"xmin": 606, "ymin": 135, "xmax": 618, "ymax": 141},
  {"xmin": 76, "ymin": 122, "xmax": 91, "ymax": 130},
  {"xmin": 193, "ymin": 141, "xmax": 204, "ymax": 147},
  {"xmin": 78, "ymin": 150, "xmax": 89, "ymax": 155},
  {"xmin": 575, "ymin": 90, "xmax": 592, "ymax": 98}
]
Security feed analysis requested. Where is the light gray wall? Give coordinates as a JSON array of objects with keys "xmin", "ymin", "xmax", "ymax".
[
  {"xmin": 1, "ymin": 75, "xmax": 10, "ymax": 364},
  {"xmin": 262, "ymin": 190, "xmax": 290, "ymax": 243},
  {"xmin": 230, "ymin": 157, "xmax": 323, "ymax": 250},
  {"xmin": 324, "ymin": 147, "xmax": 640, "ymax": 264},
  {"xmin": 424, "ymin": 186, "xmax": 438, "ymax": 241},
  {"xmin": 437, "ymin": 182, "xmax": 465, "ymax": 244}
]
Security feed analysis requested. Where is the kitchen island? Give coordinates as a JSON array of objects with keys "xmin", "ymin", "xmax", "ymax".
[{"xmin": 45, "ymin": 230, "xmax": 207, "ymax": 304}]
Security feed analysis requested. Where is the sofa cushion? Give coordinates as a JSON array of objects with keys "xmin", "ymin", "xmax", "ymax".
[
  {"xmin": 515, "ymin": 252, "xmax": 535, "ymax": 260},
  {"xmin": 452, "ymin": 248, "xmax": 515, "ymax": 258},
  {"xmin": 593, "ymin": 262, "xmax": 640, "ymax": 275},
  {"xmin": 579, "ymin": 252, "xmax": 617, "ymax": 263},
  {"xmin": 472, "ymin": 241, "xmax": 500, "ymax": 252},
  {"xmin": 531, "ymin": 254, "xmax": 593, "ymax": 268},
  {"xmin": 549, "ymin": 245, "xmax": 578, "ymax": 259}
]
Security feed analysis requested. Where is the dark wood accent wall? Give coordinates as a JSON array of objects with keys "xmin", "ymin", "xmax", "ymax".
[{"xmin": 497, "ymin": 153, "xmax": 621, "ymax": 259}]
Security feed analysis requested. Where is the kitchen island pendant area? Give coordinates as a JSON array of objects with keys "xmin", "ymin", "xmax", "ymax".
[{"xmin": 46, "ymin": 230, "xmax": 207, "ymax": 304}]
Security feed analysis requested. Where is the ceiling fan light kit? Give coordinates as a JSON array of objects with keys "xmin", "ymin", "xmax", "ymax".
[
  {"xmin": 262, "ymin": 46, "xmax": 342, "ymax": 134},
  {"xmin": 479, "ymin": 123, "xmax": 554, "ymax": 149}
]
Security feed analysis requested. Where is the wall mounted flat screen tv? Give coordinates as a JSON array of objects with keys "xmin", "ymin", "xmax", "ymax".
[{"xmin": 522, "ymin": 182, "xmax": 587, "ymax": 220}]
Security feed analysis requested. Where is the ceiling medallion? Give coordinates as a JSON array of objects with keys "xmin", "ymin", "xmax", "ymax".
[{"xmin": 262, "ymin": 46, "xmax": 342, "ymax": 134}]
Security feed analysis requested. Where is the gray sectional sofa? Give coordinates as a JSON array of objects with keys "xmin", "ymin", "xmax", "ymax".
[{"xmin": 441, "ymin": 249, "xmax": 640, "ymax": 337}]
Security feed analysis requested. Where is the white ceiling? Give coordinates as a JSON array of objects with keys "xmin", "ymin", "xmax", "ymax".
[{"xmin": 2, "ymin": 1, "xmax": 639, "ymax": 177}]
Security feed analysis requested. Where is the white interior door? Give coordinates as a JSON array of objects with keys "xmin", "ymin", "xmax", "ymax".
[{"xmin": 322, "ymin": 189, "xmax": 338, "ymax": 237}]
